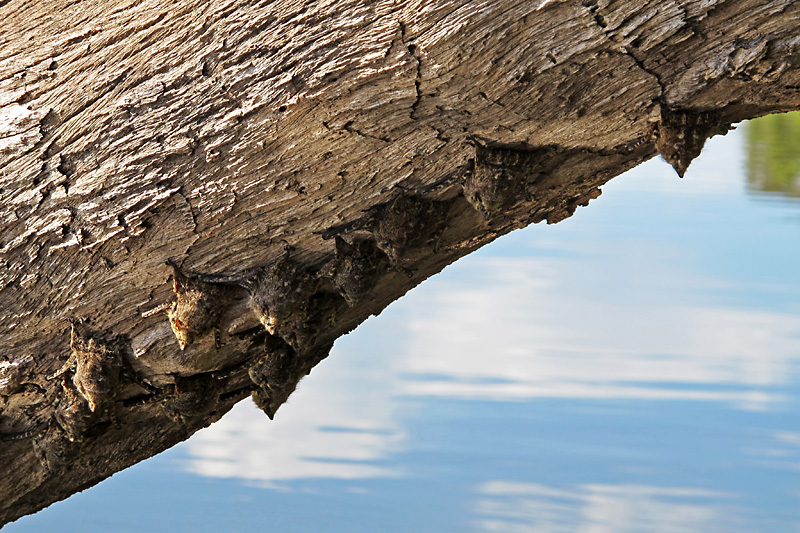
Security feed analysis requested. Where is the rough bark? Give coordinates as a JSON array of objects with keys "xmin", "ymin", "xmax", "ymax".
[{"xmin": 1, "ymin": 0, "xmax": 799, "ymax": 525}]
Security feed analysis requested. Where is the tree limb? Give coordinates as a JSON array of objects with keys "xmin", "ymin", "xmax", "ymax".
[{"xmin": 1, "ymin": 0, "xmax": 799, "ymax": 524}]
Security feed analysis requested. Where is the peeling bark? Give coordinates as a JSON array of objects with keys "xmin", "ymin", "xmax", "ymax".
[{"xmin": 1, "ymin": 0, "xmax": 799, "ymax": 524}]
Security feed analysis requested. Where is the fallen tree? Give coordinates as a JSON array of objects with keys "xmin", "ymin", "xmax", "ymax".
[{"xmin": 1, "ymin": 0, "xmax": 799, "ymax": 524}]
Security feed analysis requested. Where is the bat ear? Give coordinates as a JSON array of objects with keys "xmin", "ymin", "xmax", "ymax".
[
  {"xmin": 70, "ymin": 322, "xmax": 78, "ymax": 346},
  {"xmin": 334, "ymin": 235, "xmax": 351, "ymax": 253},
  {"xmin": 167, "ymin": 259, "xmax": 187, "ymax": 287}
]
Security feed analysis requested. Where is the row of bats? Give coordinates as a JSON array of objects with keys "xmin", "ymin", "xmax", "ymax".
[{"xmin": 0, "ymin": 105, "xmax": 728, "ymax": 473}]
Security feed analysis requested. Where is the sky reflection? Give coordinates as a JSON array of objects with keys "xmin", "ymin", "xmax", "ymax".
[
  {"xmin": 475, "ymin": 482, "xmax": 740, "ymax": 533},
  {"xmin": 398, "ymin": 256, "xmax": 799, "ymax": 409}
]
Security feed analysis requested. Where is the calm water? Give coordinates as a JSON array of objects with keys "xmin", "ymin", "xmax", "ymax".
[{"xmin": 6, "ymin": 114, "xmax": 800, "ymax": 532}]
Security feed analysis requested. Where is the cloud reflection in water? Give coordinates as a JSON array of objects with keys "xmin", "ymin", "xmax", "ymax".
[
  {"xmin": 475, "ymin": 482, "xmax": 740, "ymax": 533},
  {"xmin": 399, "ymin": 255, "xmax": 800, "ymax": 410}
]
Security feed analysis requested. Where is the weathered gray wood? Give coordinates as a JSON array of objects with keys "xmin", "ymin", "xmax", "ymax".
[{"xmin": 1, "ymin": 0, "xmax": 799, "ymax": 524}]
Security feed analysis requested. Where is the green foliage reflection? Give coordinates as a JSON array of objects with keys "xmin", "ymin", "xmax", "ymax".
[{"xmin": 745, "ymin": 111, "xmax": 800, "ymax": 198}]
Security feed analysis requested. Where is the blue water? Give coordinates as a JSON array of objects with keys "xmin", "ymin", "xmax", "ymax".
[{"xmin": 6, "ymin": 122, "xmax": 800, "ymax": 532}]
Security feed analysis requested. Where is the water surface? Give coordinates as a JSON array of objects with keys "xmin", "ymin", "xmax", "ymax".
[{"xmin": 6, "ymin": 114, "xmax": 800, "ymax": 532}]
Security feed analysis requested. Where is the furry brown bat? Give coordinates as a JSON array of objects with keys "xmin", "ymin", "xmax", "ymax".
[
  {"xmin": 327, "ymin": 236, "xmax": 390, "ymax": 307},
  {"xmin": 371, "ymin": 192, "xmax": 451, "ymax": 270},
  {"xmin": 657, "ymin": 107, "xmax": 732, "ymax": 178},
  {"xmin": 248, "ymin": 335, "xmax": 332, "ymax": 420},
  {"xmin": 243, "ymin": 254, "xmax": 320, "ymax": 338},
  {"xmin": 143, "ymin": 260, "xmax": 231, "ymax": 350},
  {"xmin": 464, "ymin": 144, "xmax": 546, "ymax": 220},
  {"xmin": 50, "ymin": 321, "xmax": 123, "ymax": 418}
]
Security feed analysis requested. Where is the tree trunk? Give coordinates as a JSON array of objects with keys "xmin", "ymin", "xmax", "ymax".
[{"xmin": 1, "ymin": 0, "xmax": 799, "ymax": 524}]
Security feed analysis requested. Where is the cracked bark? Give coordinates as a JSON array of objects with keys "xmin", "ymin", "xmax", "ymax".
[{"xmin": 1, "ymin": 0, "xmax": 799, "ymax": 525}]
